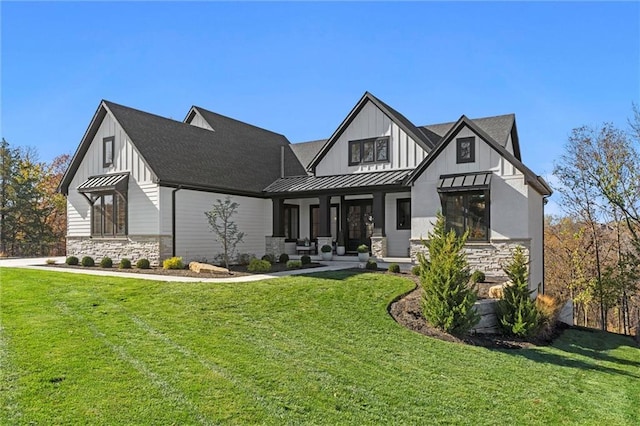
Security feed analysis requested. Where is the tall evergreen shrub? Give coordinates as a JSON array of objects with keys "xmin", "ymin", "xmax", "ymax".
[
  {"xmin": 496, "ymin": 246, "xmax": 540, "ymax": 337},
  {"xmin": 420, "ymin": 214, "xmax": 479, "ymax": 335}
]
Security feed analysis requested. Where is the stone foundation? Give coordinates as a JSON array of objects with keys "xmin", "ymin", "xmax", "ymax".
[
  {"xmin": 66, "ymin": 235, "xmax": 171, "ymax": 266},
  {"xmin": 317, "ymin": 236, "xmax": 333, "ymax": 253},
  {"xmin": 265, "ymin": 236, "xmax": 285, "ymax": 256},
  {"xmin": 410, "ymin": 239, "xmax": 531, "ymax": 279},
  {"xmin": 370, "ymin": 236, "xmax": 387, "ymax": 258}
]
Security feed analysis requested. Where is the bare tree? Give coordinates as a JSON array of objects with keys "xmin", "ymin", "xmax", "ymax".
[{"xmin": 204, "ymin": 197, "xmax": 245, "ymax": 269}]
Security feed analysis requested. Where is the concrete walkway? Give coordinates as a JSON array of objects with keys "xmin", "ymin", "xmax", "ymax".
[{"xmin": 0, "ymin": 256, "xmax": 367, "ymax": 283}]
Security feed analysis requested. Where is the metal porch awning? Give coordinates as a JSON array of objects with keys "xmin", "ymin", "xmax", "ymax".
[
  {"xmin": 438, "ymin": 171, "xmax": 492, "ymax": 192},
  {"xmin": 77, "ymin": 172, "xmax": 129, "ymax": 203}
]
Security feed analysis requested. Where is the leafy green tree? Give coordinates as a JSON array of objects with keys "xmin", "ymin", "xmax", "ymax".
[
  {"xmin": 420, "ymin": 213, "xmax": 479, "ymax": 335},
  {"xmin": 205, "ymin": 196, "xmax": 245, "ymax": 269},
  {"xmin": 496, "ymin": 246, "xmax": 540, "ymax": 337}
]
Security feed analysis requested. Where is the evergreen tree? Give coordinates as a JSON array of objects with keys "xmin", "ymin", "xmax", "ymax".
[
  {"xmin": 420, "ymin": 213, "xmax": 479, "ymax": 335},
  {"xmin": 496, "ymin": 246, "xmax": 541, "ymax": 337}
]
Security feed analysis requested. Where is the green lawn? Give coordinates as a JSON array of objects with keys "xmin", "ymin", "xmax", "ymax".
[{"xmin": 1, "ymin": 268, "xmax": 639, "ymax": 425}]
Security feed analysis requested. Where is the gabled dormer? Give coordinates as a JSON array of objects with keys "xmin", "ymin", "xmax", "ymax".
[{"xmin": 308, "ymin": 92, "xmax": 435, "ymax": 177}]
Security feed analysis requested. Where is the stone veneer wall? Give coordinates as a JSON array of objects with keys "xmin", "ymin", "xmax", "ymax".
[
  {"xmin": 67, "ymin": 235, "xmax": 172, "ymax": 266},
  {"xmin": 410, "ymin": 239, "xmax": 531, "ymax": 278},
  {"xmin": 370, "ymin": 236, "xmax": 387, "ymax": 258},
  {"xmin": 265, "ymin": 236, "xmax": 285, "ymax": 256}
]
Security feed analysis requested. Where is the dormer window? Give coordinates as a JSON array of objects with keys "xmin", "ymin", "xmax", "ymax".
[
  {"xmin": 103, "ymin": 136, "xmax": 114, "ymax": 167},
  {"xmin": 349, "ymin": 137, "xmax": 389, "ymax": 166}
]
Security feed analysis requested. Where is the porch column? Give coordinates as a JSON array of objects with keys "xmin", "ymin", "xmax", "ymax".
[
  {"xmin": 372, "ymin": 191, "xmax": 385, "ymax": 237},
  {"xmin": 272, "ymin": 197, "xmax": 285, "ymax": 237},
  {"xmin": 371, "ymin": 191, "xmax": 388, "ymax": 258}
]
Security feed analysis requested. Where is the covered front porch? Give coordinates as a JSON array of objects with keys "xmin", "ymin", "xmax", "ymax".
[{"xmin": 263, "ymin": 170, "xmax": 413, "ymax": 259}]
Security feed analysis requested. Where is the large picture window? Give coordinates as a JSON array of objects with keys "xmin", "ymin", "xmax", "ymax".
[
  {"xmin": 396, "ymin": 198, "xmax": 411, "ymax": 230},
  {"xmin": 91, "ymin": 192, "xmax": 127, "ymax": 237},
  {"xmin": 441, "ymin": 191, "xmax": 488, "ymax": 241},
  {"xmin": 349, "ymin": 137, "xmax": 390, "ymax": 166},
  {"xmin": 283, "ymin": 204, "xmax": 299, "ymax": 241}
]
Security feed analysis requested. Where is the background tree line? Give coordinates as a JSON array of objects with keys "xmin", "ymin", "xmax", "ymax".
[
  {"xmin": 0, "ymin": 138, "xmax": 69, "ymax": 257},
  {"xmin": 546, "ymin": 105, "xmax": 640, "ymax": 335}
]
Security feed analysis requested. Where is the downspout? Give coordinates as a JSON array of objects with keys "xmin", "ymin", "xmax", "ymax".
[
  {"xmin": 172, "ymin": 186, "xmax": 182, "ymax": 257},
  {"xmin": 541, "ymin": 195, "xmax": 550, "ymax": 295}
]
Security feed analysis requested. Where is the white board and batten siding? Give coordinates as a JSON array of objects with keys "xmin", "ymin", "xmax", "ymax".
[
  {"xmin": 185, "ymin": 110, "xmax": 214, "ymax": 131},
  {"xmin": 411, "ymin": 124, "xmax": 526, "ymax": 241},
  {"xmin": 384, "ymin": 192, "xmax": 412, "ymax": 257},
  {"xmin": 315, "ymin": 101, "xmax": 427, "ymax": 176},
  {"xmin": 67, "ymin": 111, "xmax": 160, "ymax": 236},
  {"xmin": 170, "ymin": 189, "xmax": 272, "ymax": 263}
]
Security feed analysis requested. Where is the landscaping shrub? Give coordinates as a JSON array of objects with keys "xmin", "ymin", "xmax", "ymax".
[
  {"xmin": 411, "ymin": 265, "xmax": 421, "ymax": 276},
  {"xmin": 66, "ymin": 256, "xmax": 79, "ymax": 266},
  {"xmin": 357, "ymin": 244, "xmax": 369, "ymax": 253},
  {"xmin": 471, "ymin": 270, "xmax": 486, "ymax": 283},
  {"xmin": 301, "ymin": 255, "xmax": 311, "ymax": 265},
  {"xmin": 496, "ymin": 246, "xmax": 540, "ymax": 337},
  {"xmin": 99, "ymin": 257, "xmax": 113, "ymax": 268},
  {"xmin": 388, "ymin": 263, "xmax": 400, "ymax": 273},
  {"xmin": 420, "ymin": 213, "xmax": 479, "ymax": 336},
  {"xmin": 279, "ymin": 253, "xmax": 290, "ymax": 264},
  {"xmin": 248, "ymin": 258, "xmax": 271, "ymax": 273},
  {"xmin": 136, "ymin": 258, "xmax": 150, "ymax": 269},
  {"xmin": 321, "ymin": 244, "xmax": 332, "ymax": 253},
  {"xmin": 261, "ymin": 254, "xmax": 275, "ymax": 264},
  {"xmin": 46, "ymin": 259, "xmax": 56, "ymax": 265},
  {"xmin": 365, "ymin": 260, "xmax": 378, "ymax": 270},
  {"xmin": 536, "ymin": 294, "xmax": 560, "ymax": 340},
  {"xmin": 81, "ymin": 256, "xmax": 95, "ymax": 267},
  {"xmin": 119, "ymin": 258, "xmax": 132, "ymax": 269},
  {"xmin": 236, "ymin": 253, "xmax": 254, "ymax": 266},
  {"xmin": 286, "ymin": 260, "xmax": 302, "ymax": 269},
  {"xmin": 163, "ymin": 256, "xmax": 184, "ymax": 270}
]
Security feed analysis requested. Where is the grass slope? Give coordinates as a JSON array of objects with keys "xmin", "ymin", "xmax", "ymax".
[{"xmin": 1, "ymin": 268, "xmax": 639, "ymax": 425}]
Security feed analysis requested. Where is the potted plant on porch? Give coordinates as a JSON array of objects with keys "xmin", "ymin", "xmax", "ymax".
[
  {"xmin": 321, "ymin": 244, "xmax": 333, "ymax": 261},
  {"xmin": 357, "ymin": 244, "xmax": 369, "ymax": 262},
  {"xmin": 336, "ymin": 230, "xmax": 346, "ymax": 256}
]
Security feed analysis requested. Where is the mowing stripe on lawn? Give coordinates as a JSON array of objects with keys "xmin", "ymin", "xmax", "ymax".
[
  {"xmin": 0, "ymin": 325, "xmax": 24, "ymax": 424},
  {"xmin": 55, "ymin": 301, "xmax": 215, "ymax": 425}
]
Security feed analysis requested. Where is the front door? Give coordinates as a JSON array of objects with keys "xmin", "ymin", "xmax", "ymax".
[{"xmin": 345, "ymin": 200, "xmax": 373, "ymax": 253}]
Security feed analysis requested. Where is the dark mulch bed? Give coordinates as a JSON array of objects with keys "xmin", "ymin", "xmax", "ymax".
[
  {"xmin": 46, "ymin": 262, "xmax": 324, "ymax": 278},
  {"xmin": 386, "ymin": 273, "xmax": 566, "ymax": 349}
]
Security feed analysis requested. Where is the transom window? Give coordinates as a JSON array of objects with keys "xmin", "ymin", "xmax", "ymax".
[
  {"xmin": 441, "ymin": 191, "xmax": 488, "ymax": 241},
  {"xmin": 349, "ymin": 137, "xmax": 389, "ymax": 166},
  {"xmin": 396, "ymin": 198, "xmax": 411, "ymax": 230},
  {"xmin": 91, "ymin": 192, "xmax": 127, "ymax": 237},
  {"xmin": 103, "ymin": 136, "xmax": 114, "ymax": 167}
]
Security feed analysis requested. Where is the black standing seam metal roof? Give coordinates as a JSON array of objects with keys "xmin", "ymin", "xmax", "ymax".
[
  {"xmin": 438, "ymin": 172, "xmax": 492, "ymax": 192},
  {"xmin": 263, "ymin": 169, "xmax": 412, "ymax": 195},
  {"xmin": 77, "ymin": 172, "xmax": 129, "ymax": 193}
]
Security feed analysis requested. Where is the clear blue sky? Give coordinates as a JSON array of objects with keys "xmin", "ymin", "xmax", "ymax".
[{"xmin": 2, "ymin": 1, "xmax": 639, "ymax": 214}]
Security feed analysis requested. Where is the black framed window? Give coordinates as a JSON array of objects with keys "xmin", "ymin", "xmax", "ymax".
[
  {"xmin": 396, "ymin": 198, "xmax": 411, "ymax": 230},
  {"xmin": 283, "ymin": 204, "xmax": 299, "ymax": 241},
  {"xmin": 91, "ymin": 192, "xmax": 127, "ymax": 237},
  {"xmin": 441, "ymin": 190, "xmax": 489, "ymax": 241},
  {"xmin": 310, "ymin": 204, "xmax": 339, "ymax": 241},
  {"xmin": 103, "ymin": 136, "xmax": 114, "ymax": 167},
  {"xmin": 456, "ymin": 137, "xmax": 475, "ymax": 163},
  {"xmin": 349, "ymin": 137, "xmax": 390, "ymax": 165}
]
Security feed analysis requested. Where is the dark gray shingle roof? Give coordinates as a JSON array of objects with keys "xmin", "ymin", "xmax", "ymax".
[
  {"xmin": 421, "ymin": 114, "xmax": 515, "ymax": 149},
  {"xmin": 103, "ymin": 102, "xmax": 306, "ymax": 195},
  {"xmin": 290, "ymin": 139, "xmax": 327, "ymax": 170}
]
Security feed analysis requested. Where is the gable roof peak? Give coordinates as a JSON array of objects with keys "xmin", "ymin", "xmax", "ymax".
[{"xmin": 191, "ymin": 105, "xmax": 288, "ymax": 140}]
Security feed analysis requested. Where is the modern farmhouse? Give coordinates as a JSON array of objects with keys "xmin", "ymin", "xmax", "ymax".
[{"xmin": 58, "ymin": 92, "xmax": 551, "ymax": 291}]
